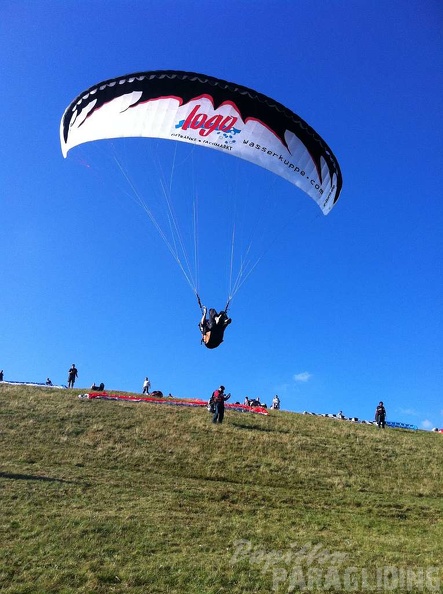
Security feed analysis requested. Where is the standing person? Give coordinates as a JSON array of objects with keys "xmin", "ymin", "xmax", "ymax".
[
  {"xmin": 375, "ymin": 401, "xmax": 387, "ymax": 429},
  {"xmin": 67, "ymin": 364, "xmax": 78, "ymax": 388},
  {"xmin": 211, "ymin": 385, "xmax": 230, "ymax": 424},
  {"xmin": 142, "ymin": 377, "xmax": 151, "ymax": 394},
  {"xmin": 271, "ymin": 395, "xmax": 280, "ymax": 410},
  {"xmin": 0, "ymin": 370, "xmax": 3, "ymax": 381}
]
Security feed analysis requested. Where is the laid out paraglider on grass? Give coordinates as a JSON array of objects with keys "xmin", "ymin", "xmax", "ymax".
[{"xmin": 60, "ymin": 70, "xmax": 342, "ymax": 349}]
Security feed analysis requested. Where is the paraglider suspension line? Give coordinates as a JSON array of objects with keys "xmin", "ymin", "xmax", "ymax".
[
  {"xmin": 195, "ymin": 293, "xmax": 231, "ymax": 315},
  {"xmin": 196, "ymin": 293, "xmax": 204, "ymax": 312}
]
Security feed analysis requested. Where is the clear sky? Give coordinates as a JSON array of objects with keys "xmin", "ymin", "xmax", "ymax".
[{"xmin": 1, "ymin": 0, "xmax": 442, "ymax": 429}]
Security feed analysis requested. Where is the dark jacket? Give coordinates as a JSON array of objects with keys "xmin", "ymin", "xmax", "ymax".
[{"xmin": 375, "ymin": 405, "xmax": 386, "ymax": 420}]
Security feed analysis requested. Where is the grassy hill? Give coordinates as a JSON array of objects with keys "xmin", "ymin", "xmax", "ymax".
[{"xmin": 1, "ymin": 384, "xmax": 442, "ymax": 593}]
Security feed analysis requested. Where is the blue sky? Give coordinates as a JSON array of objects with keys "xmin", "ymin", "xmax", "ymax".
[{"xmin": 1, "ymin": 0, "xmax": 442, "ymax": 429}]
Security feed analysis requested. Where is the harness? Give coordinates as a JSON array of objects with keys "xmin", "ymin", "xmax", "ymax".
[
  {"xmin": 197, "ymin": 293, "xmax": 230, "ymax": 349},
  {"xmin": 202, "ymin": 328, "xmax": 224, "ymax": 349}
]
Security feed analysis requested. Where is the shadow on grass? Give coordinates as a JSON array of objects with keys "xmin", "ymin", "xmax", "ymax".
[
  {"xmin": 231, "ymin": 422, "xmax": 289, "ymax": 434},
  {"xmin": 0, "ymin": 471, "xmax": 80, "ymax": 484}
]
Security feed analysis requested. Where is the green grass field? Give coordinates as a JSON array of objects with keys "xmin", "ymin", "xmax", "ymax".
[{"xmin": 1, "ymin": 384, "xmax": 442, "ymax": 593}]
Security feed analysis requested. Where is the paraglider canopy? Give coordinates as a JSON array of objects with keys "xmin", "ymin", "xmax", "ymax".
[
  {"xmin": 60, "ymin": 70, "xmax": 342, "ymax": 214},
  {"xmin": 60, "ymin": 71, "xmax": 343, "ymax": 346}
]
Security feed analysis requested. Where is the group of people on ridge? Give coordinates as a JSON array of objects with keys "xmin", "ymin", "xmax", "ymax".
[{"xmin": 4, "ymin": 360, "xmax": 388, "ymax": 432}]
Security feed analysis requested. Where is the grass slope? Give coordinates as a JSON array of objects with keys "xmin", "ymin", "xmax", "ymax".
[{"xmin": 1, "ymin": 384, "xmax": 442, "ymax": 593}]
